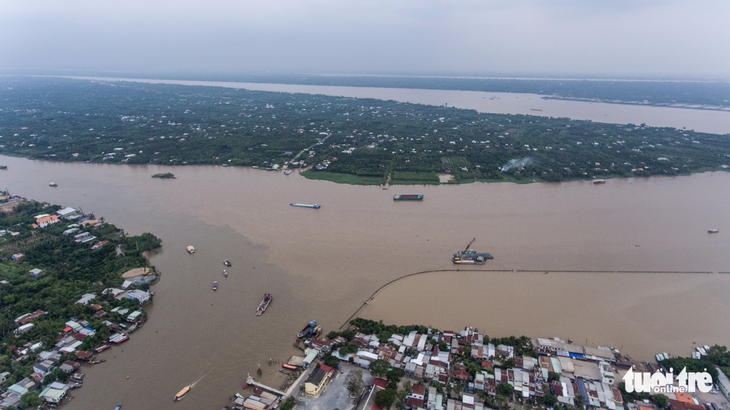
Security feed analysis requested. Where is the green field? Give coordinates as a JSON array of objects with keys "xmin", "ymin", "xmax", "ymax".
[{"xmin": 300, "ymin": 170, "xmax": 384, "ymax": 185}]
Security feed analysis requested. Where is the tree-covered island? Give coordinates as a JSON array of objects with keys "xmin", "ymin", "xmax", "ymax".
[
  {"xmin": 1, "ymin": 77, "xmax": 729, "ymax": 185},
  {"xmin": 151, "ymin": 172, "xmax": 175, "ymax": 179}
]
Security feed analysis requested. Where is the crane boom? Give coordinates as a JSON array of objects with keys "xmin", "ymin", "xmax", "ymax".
[{"xmin": 464, "ymin": 238, "xmax": 476, "ymax": 252}]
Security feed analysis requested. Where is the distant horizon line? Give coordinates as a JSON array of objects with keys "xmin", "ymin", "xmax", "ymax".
[{"xmin": 1, "ymin": 69, "xmax": 728, "ymax": 83}]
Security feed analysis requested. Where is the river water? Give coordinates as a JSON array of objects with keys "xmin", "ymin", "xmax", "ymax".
[
  {"xmin": 1, "ymin": 79, "xmax": 730, "ymax": 409},
  {"xmin": 63, "ymin": 76, "xmax": 730, "ymax": 134}
]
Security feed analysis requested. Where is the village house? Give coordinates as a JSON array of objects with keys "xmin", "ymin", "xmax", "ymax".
[
  {"xmin": 33, "ymin": 214, "xmax": 60, "ymax": 228},
  {"xmin": 304, "ymin": 364, "xmax": 334, "ymax": 396}
]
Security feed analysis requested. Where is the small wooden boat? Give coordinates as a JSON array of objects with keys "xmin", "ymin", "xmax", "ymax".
[
  {"xmin": 223, "ymin": 259, "xmax": 231, "ymax": 267},
  {"xmin": 173, "ymin": 385, "xmax": 191, "ymax": 401},
  {"xmin": 212, "ymin": 281, "xmax": 218, "ymax": 291},
  {"xmin": 186, "ymin": 246, "xmax": 195, "ymax": 254},
  {"xmin": 49, "ymin": 182, "xmax": 58, "ymax": 187},
  {"xmin": 282, "ymin": 364, "xmax": 298, "ymax": 370},
  {"xmin": 256, "ymin": 293, "xmax": 272, "ymax": 316},
  {"xmin": 223, "ymin": 270, "xmax": 228, "ymax": 278},
  {"xmin": 114, "ymin": 403, "xmax": 122, "ymax": 410}
]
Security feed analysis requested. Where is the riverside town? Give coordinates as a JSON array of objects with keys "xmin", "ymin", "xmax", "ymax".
[{"xmin": 217, "ymin": 318, "xmax": 730, "ymax": 410}]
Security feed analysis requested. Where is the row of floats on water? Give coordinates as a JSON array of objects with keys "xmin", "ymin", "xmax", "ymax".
[{"xmin": 186, "ymin": 247, "xmax": 272, "ymax": 316}]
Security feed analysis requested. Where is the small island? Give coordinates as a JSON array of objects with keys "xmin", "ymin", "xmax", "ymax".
[{"xmin": 151, "ymin": 172, "xmax": 175, "ymax": 179}]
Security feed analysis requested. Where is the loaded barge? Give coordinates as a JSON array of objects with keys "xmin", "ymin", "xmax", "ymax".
[
  {"xmin": 393, "ymin": 194, "xmax": 423, "ymax": 201},
  {"xmin": 452, "ymin": 238, "xmax": 493, "ymax": 265},
  {"xmin": 297, "ymin": 320, "xmax": 319, "ymax": 338}
]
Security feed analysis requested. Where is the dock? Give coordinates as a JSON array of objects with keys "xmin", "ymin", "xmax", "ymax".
[{"xmin": 243, "ymin": 376, "xmax": 287, "ymax": 397}]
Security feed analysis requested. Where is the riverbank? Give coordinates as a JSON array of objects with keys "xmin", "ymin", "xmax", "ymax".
[
  {"xmin": 544, "ymin": 95, "xmax": 730, "ymax": 112},
  {"xmin": 223, "ymin": 317, "xmax": 730, "ymax": 410},
  {"xmin": 0, "ymin": 194, "xmax": 161, "ymax": 408},
  {"xmin": 302, "ymin": 167, "xmax": 730, "ymax": 187}
]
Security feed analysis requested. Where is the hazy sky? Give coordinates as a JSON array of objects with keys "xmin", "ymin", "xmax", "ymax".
[{"xmin": 1, "ymin": 0, "xmax": 728, "ymax": 78}]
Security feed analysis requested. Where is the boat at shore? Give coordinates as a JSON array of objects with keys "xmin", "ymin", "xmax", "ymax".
[
  {"xmin": 708, "ymin": 229, "xmax": 719, "ymax": 233},
  {"xmin": 452, "ymin": 238, "xmax": 493, "ymax": 264},
  {"xmin": 212, "ymin": 281, "xmax": 218, "ymax": 291},
  {"xmin": 186, "ymin": 245, "xmax": 195, "ymax": 254},
  {"xmin": 593, "ymin": 179, "xmax": 606, "ymax": 184},
  {"xmin": 393, "ymin": 194, "xmax": 423, "ymax": 200},
  {"xmin": 94, "ymin": 344, "xmax": 110, "ymax": 353},
  {"xmin": 297, "ymin": 320, "xmax": 317, "ymax": 338},
  {"xmin": 256, "ymin": 293, "xmax": 272, "ymax": 316},
  {"xmin": 290, "ymin": 203, "xmax": 321, "ymax": 209},
  {"xmin": 283, "ymin": 169, "xmax": 293, "ymax": 175},
  {"xmin": 173, "ymin": 385, "xmax": 191, "ymax": 401}
]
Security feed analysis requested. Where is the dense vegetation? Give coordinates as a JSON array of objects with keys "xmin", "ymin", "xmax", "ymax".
[
  {"xmin": 660, "ymin": 345, "xmax": 730, "ymax": 381},
  {"xmin": 1, "ymin": 77, "xmax": 729, "ymax": 185},
  {"xmin": 0, "ymin": 198, "xmax": 161, "ymax": 387}
]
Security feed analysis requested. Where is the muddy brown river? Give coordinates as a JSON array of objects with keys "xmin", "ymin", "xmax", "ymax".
[{"xmin": 1, "ymin": 79, "xmax": 729, "ymax": 409}]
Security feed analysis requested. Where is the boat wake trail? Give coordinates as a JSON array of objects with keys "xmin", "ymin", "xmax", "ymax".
[{"xmin": 191, "ymin": 369, "xmax": 212, "ymax": 388}]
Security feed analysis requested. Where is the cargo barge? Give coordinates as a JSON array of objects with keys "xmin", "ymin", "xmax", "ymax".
[
  {"xmin": 290, "ymin": 203, "xmax": 321, "ymax": 209},
  {"xmin": 297, "ymin": 320, "xmax": 318, "ymax": 338},
  {"xmin": 393, "ymin": 194, "xmax": 423, "ymax": 201},
  {"xmin": 452, "ymin": 238, "xmax": 493, "ymax": 264},
  {"xmin": 452, "ymin": 250, "xmax": 493, "ymax": 264}
]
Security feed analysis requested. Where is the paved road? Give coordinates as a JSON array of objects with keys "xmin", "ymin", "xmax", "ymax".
[{"xmin": 296, "ymin": 363, "xmax": 373, "ymax": 410}]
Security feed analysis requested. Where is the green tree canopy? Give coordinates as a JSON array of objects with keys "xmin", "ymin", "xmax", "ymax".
[
  {"xmin": 369, "ymin": 360, "xmax": 390, "ymax": 378},
  {"xmin": 375, "ymin": 388, "xmax": 397, "ymax": 409},
  {"xmin": 496, "ymin": 382, "xmax": 514, "ymax": 397}
]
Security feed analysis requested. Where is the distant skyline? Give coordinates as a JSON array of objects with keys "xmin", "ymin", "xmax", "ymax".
[{"xmin": 1, "ymin": 0, "xmax": 728, "ymax": 79}]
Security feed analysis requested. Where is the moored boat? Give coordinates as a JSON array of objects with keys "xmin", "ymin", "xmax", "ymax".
[
  {"xmin": 593, "ymin": 179, "xmax": 606, "ymax": 184},
  {"xmin": 186, "ymin": 245, "xmax": 195, "ymax": 254},
  {"xmin": 213, "ymin": 281, "xmax": 218, "ymax": 291},
  {"xmin": 290, "ymin": 203, "xmax": 321, "ymax": 209},
  {"xmin": 256, "ymin": 293, "xmax": 272, "ymax": 316},
  {"xmin": 94, "ymin": 344, "xmax": 110, "ymax": 353},
  {"xmin": 393, "ymin": 194, "xmax": 423, "ymax": 200},
  {"xmin": 284, "ymin": 169, "xmax": 292, "ymax": 175},
  {"xmin": 173, "ymin": 385, "xmax": 191, "ymax": 401},
  {"xmin": 297, "ymin": 320, "xmax": 317, "ymax": 338}
]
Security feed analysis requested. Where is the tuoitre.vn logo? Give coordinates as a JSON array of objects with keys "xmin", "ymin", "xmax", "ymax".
[{"xmin": 623, "ymin": 367, "xmax": 713, "ymax": 393}]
